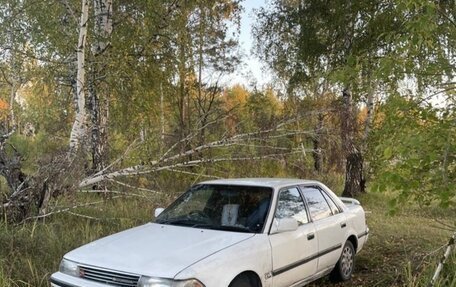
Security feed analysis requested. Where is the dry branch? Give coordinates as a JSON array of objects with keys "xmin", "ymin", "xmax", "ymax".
[
  {"xmin": 93, "ymin": 138, "xmax": 139, "ymax": 177},
  {"xmin": 20, "ymin": 199, "xmax": 106, "ymax": 223},
  {"xmin": 162, "ymin": 168, "xmax": 221, "ymax": 179},
  {"xmin": 77, "ymin": 112, "xmax": 329, "ymax": 190},
  {"xmin": 66, "ymin": 211, "xmax": 102, "ymax": 221},
  {"xmin": 428, "ymin": 232, "xmax": 456, "ymax": 287},
  {"xmin": 19, "ymin": 195, "xmax": 126, "ymax": 223},
  {"xmin": 79, "ymin": 150, "xmax": 302, "ymax": 187},
  {"xmin": 108, "ymin": 179, "xmax": 161, "ymax": 194},
  {"xmin": 78, "ymin": 189, "xmax": 151, "ymax": 199}
]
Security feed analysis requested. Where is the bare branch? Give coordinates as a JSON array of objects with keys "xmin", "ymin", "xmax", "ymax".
[
  {"xmin": 80, "ymin": 151, "xmax": 302, "ymax": 187},
  {"xmin": 77, "ymin": 189, "xmax": 151, "ymax": 199},
  {"xmin": 107, "ymin": 179, "xmax": 162, "ymax": 194},
  {"xmin": 158, "ymin": 115, "xmax": 230, "ymax": 162},
  {"xmin": 429, "ymin": 232, "xmax": 456, "ymax": 287},
  {"xmin": 149, "ymin": 152, "xmax": 303, "ymax": 176},
  {"xmin": 19, "ymin": 197, "xmax": 114, "ymax": 223},
  {"xmin": 78, "ymin": 110, "xmax": 335, "ymax": 188},
  {"xmin": 162, "ymin": 168, "xmax": 222, "ymax": 179},
  {"xmin": 58, "ymin": 0, "xmax": 79, "ymax": 24},
  {"xmin": 66, "ymin": 211, "xmax": 102, "ymax": 221},
  {"xmin": 92, "ymin": 138, "xmax": 140, "ymax": 177}
]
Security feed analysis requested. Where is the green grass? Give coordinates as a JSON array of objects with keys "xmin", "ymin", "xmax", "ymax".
[
  {"xmin": 0, "ymin": 191, "xmax": 455, "ymax": 287},
  {"xmin": 0, "ymin": 192, "xmax": 176, "ymax": 287}
]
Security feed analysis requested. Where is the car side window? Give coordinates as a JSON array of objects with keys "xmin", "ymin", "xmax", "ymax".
[
  {"xmin": 301, "ymin": 187, "xmax": 332, "ymax": 221},
  {"xmin": 321, "ymin": 190, "xmax": 341, "ymax": 215},
  {"xmin": 275, "ymin": 187, "xmax": 309, "ymax": 225}
]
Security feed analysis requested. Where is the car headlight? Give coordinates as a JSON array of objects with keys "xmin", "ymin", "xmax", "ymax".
[
  {"xmin": 138, "ymin": 276, "xmax": 205, "ymax": 287},
  {"xmin": 59, "ymin": 259, "xmax": 79, "ymax": 277},
  {"xmin": 173, "ymin": 280, "xmax": 205, "ymax": 287}
]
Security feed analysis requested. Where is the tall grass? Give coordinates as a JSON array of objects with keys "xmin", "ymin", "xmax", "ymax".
[{"xmin": 0, "ymin": 193, "xmax": 163, "ymax": 287}]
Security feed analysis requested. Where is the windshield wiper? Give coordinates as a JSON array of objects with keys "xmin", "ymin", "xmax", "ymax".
[
  {"xmin": 192, "ymin": 224, "xmax": 251, "ymax": 233},
  {"xmin": 157, "ymin": 220, "xmax": 252, "ymax": 233},
  {"xmin": 217, "ymin": 225, "xmax": 252, "ymax": 233},
  {"xmin": 156, "ymin": 218, "xmax": 199, "ymax": 226}
]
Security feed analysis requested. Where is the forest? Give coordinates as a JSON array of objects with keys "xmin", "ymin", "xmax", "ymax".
[{"xmin": 0, "ymin": 0, "xmax": 454, "ymax": 286}]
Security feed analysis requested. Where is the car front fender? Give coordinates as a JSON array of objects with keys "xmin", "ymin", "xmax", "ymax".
[{"xmin": 175, "ymin": 234, "xmax": 272, "ymax": 287}]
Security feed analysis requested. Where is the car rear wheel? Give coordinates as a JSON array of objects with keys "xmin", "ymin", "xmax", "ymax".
[
  {"xmin": 330, "ymin": 240, "xmax": 355, "ymax": 282},
  {"xmin": 228, "ymin": 273, "xmax": 260, "ymax": 287}
]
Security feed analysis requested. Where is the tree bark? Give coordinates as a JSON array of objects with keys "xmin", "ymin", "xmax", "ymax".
[
  {"xmin": 69, "ymin": 0, "xmax": 90, "ymax": 155},
  {"xmin": 88, "ymin": 77, "xmax": 108, "ymax": 179},
  {"xmin": 177, "ymin": 23, "xmax": 191, "ymax": 154},
  {"xmin": 312, "ymin": 112, "xmax": 324, "ymax": 173},
  {"xmin": 88, "ymin": 0, "xmax": 112, "ymax": 182},
  {"xmin": 92, "ymin": 0, "xmax": 112, "ymax": 55},
  {"xmin": 340, "ymin": 88, "xmax": 365, "ymax": 197},
  {"xmin": 178, "ymin": 37, "xmax": 188, "ymax": 145},
  {"xmin": 160, "ymin": 82, "xmax": 165, "ymax": 150},
  {"xmin": 363, "ymin": 89, "xmax": 375, "ymax": 145}
]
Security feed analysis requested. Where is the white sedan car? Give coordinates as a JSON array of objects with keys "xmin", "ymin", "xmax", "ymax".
[{"xmin": 51, "ymin": 178, "xmax": 369, "ymax": 287}]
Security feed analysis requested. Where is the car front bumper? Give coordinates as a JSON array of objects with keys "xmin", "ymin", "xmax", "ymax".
[{"xmin": 50, "ymin": 272, "xmax": 112, "ymax": 287}]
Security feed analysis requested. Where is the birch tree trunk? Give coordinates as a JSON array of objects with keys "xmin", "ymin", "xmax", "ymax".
[
  {"xmin": 312, "ymin": 113, "xmax": 324, "ymax": 173},
  {"xmin": 340, "ymin": 88, "xmax": 365, "ymax": 197},
  {"xmin": 338, "ymin": 2, "xmax": 366, "ymax": 197},
  {"xmin": 92, "ymin": 0, "xmax": 112, "ymax": 54},
  {"xmin": 176, "ymin": 6, "xmax": 191, "ymax": 153},
  {"xmin": 69, "ymin": 0, "xmax": 90, "ymax": 155},
  {"xmin": 88, "ymin": 0, "xmax": 112, "ymax": 180},
  {"xmin": 178, "ymin": 38, "xmax": 188, "ymax": 148},
  {"xmin": 363, "ymin": 89, "xmax": 375, "ymax": 144},
  {"xmin": 88, "ymin": 78, "xmax": 108, "ymax": 178},
  {"xmin": 160, "ymin": 82, "xmax": 165, "ymax": 150}
]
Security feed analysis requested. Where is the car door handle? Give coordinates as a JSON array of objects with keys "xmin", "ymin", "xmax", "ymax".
[
  {"xmin": 307, "ymin": 233, "xmax": 315, "ymax": 240},
  {"xmin": 340, "ymin": 222, "xmax": 347, "ymax": 228}
]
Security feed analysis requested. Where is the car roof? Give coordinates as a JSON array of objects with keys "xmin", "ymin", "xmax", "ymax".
[{"xmin": 199, "ymin": 178, "xmax": 321, "ymax": 189}]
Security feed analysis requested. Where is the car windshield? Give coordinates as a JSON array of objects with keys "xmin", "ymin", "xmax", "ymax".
[{"xmin": 155, "ymin": 184, "xmax": 273, "ymax": 233}]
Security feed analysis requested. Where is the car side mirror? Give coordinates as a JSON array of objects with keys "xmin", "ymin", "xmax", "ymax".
[
  {"xmin": 270, "ymin": 217, "xmax": 299, "ymax": 234},
  {"xmin": 154, "ymin": 208, "xmax": 165, "ymax": 218}
]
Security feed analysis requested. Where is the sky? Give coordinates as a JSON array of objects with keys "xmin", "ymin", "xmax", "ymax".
[{"xmin": 224, "ymin": 0, "xmax": 271, "ymax": 88}]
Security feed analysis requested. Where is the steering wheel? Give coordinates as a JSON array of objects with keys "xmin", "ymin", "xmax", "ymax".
[{"xmin": 188, "ymin": 210, "xmax": 212, "ymax": 223}]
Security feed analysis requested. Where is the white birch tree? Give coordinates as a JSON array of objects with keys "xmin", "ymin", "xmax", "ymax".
[
  {"xmin": 88, "ymin": 0, "xmax": 113, "ymax": 178},
  {"xmin": 69, "ymin": 0, "xmax": 90, "ymax": 155}
]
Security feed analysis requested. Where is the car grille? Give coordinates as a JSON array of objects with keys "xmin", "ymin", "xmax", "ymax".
[{"xmin": 79, "ymin": 266, "xmax": 140, "ymax": 287}]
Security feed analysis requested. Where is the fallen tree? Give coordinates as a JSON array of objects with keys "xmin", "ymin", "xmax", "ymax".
[{"xmin": 1, "ymin": 112, "xmax": 324, "ymax": 223}]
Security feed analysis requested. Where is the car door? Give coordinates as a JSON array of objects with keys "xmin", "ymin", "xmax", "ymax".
[
  {"xmin": 300, "ymin": 186, "xmax": 347, "ymax": 272},
  {"xmin": 269, "ymin": 186, "xmax": 318, "ymax": 287}
]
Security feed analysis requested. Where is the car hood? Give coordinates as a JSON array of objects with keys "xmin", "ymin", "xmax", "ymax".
[{"xmin": 64, "ymin": 223, "xmax": 254, "ymax": 278}]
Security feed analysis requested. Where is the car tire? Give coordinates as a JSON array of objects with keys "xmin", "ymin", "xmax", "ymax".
[
  {"xmin": 330, "ymin": 240, "xmax": 355, "ymax": 282},
  {"xmin": 228, "ymin": 274, "xmax": 259, "ymax": 287}
]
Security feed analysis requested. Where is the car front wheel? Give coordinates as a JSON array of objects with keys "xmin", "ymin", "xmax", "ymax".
[
  {"xmin": 228, "ymin": 273, "xmax": 259, "ymax": 287},
  {"xmin": 330, "ymin": 240, "xmax": 355, "ymax": 282}
]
